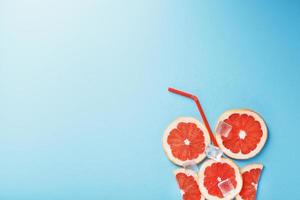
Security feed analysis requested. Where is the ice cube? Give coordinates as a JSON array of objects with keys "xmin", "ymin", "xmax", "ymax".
[
  {"xmin": 217, "ymin": 178, "xmax": 235, "ymax": 197},
  {"xmin": 205, "ymin": 144, "xmax": 223, "ymax": 161},
  {"xmin": 182, "ymin": 160, "xmax": 198, "ymax": 174},
  {"xmin": 216, "ymin": 121, "xmax": 232, "ymax": 138}
]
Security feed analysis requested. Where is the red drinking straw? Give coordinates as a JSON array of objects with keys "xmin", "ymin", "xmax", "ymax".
[{"xmin": 168, "ymin": 87, "xmax": 219, "ymax": 147}]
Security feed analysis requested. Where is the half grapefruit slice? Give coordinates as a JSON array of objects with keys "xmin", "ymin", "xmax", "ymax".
[
  {"xmin": 236, "ymin": 164, "xmax": 263, "ymax": 200},
  {"xmin": 163, "ymin": 117, "xmax": 210, "ymax": 166},
  {"xmin": 215, "ymin": 109, "xmax": 268, "ymax": 159},
  {"xmin": 174, "ymin": 168, "xmax": 205, "ymax": 200},
  {"xmin": 198, "ymin": 158, "xmax": 243, "ymax": 200}
]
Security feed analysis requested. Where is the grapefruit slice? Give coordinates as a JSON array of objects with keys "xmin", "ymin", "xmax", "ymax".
[
  {"xmin": 215, "ymin": 109, "xmax": 268, "ymax": 159},
  {"xmin": 174, "ymin": 168, "xmax": 205, "ymax": 200},
  {"xmin": 198, "ymin": 158, "xmax": 243, "ymax": 200},
  {"xmin": 163, "ymin": 117, "xmax": 210, "ymax": 166},
  {"xmin": 236, "ymin": 164, "xmax": 263, "ymax": 200}
]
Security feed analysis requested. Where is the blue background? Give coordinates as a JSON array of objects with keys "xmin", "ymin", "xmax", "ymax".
[{"xmin": 0, "ymin": 0, "xmax": 299, "ymax": 199}]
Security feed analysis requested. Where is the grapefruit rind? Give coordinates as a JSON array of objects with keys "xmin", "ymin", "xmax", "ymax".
[
  {"xmin": 241, "ymin": 163, "xmax": 263, "ymax": 174},
  {"xmin": 198, "ymin": 158, "xmax": 243, "ymax": 200},
  {"xmin": 174, "ymin": 168, "xmax": 205, "ymax": 200},
  {"xmin": 215, "ymin": 109, "xmax": 268, "ymax": 160},
  {"xmin": 163, "ymin": 117, "xmax": 211, "ymax": 166},
  {"xmin": 236, "ymin": 164, "xmax": 263, "ymax": 200}
]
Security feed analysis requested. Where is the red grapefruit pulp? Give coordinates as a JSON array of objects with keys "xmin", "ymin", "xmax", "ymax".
[
  {"xmin": 198, "ymin": 158, "xmax": 243, "ymax": 200},
  {"xmin": 236, "ymin": 164, "xmax": 263, "ymax": 200},
  {"xmin": 174, "ymin": 169, "xmax": 204, "ymax": 200},
  {"xmin": 215, "ymin": 109, "xmax": 268, "ymax": 159},
  {"xmin": 163, "ymin": 117, "xmax": 210, "ymax": 166}
]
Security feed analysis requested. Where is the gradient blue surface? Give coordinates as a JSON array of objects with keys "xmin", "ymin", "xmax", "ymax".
[{"xmin": 0, "ymin": 0, "xmax": 299, "ymax": 199}]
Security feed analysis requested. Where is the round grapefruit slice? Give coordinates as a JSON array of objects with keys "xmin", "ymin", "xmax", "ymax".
[
  {"xmin": 236, "ymin": 164, "xmax": 263, "ymax": 200},
  {"xmin": 198, "ymin": 158, "xmax": 243, "ymax": 200},
  {"xmin": 163, "ymin": 117, "xmax": 210, "ymax": 166},
  {"xmin": 174, "ymin": 168, "xmax": 205, "ymax": 200},
  {"xmin": 215, "ymin": 109, "xmax": 268, "ymax": 159}
]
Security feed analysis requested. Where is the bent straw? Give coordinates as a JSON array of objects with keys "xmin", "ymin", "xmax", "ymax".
[{"xmin": 168, "ymin": 87, "xmax": 219, "ymax": 147}]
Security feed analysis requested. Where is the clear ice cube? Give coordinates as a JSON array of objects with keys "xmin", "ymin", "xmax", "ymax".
[
  {"xmin": 205, "ymin": 144, "xmax": 223, "ymax": 161},
  {"xmin": 218, "ymin": 178, "xmax": 235, "ymax": 197},
  {"xmin": 216, "ymin": 121, "xmax": 232, "ymax": 138},
  {"xmin": 182, "ymin": 160, "xmax": 198, "ymax": 174}
]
